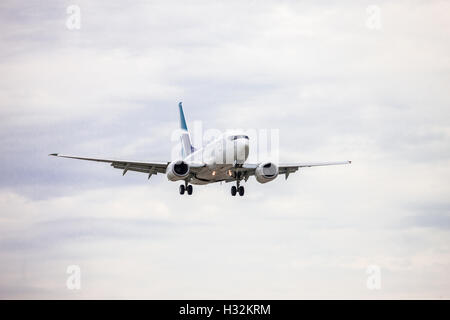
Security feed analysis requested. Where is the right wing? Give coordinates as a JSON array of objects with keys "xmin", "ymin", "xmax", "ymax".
[{"xmin": 49, "ymin": 153, "xmax": 169, "ymax": 179}]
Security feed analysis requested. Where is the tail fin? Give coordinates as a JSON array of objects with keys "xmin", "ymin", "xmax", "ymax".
[{"xmin": 178, "ymin": 102, "xmax": 195, "ymax": 157}]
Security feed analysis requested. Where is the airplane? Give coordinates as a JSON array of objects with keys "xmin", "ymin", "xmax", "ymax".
[{"xmin": 50, "ymin": 102, "xmax": 351, "ymax": 196}]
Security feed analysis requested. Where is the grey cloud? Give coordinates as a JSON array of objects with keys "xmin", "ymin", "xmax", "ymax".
[{"xmin": 400, "ymin": 202, "xmax": 450, "ymax": 230}]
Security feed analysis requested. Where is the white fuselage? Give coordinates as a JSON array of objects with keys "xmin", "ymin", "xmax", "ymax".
[{"xmin": 184, "ymin": 134, "xmax": 250, "ymax": 184}]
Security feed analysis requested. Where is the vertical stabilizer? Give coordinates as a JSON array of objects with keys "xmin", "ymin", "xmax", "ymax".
[{"xmin": 178, "ymin": 102, "xmax": 195, "ymax": 157}]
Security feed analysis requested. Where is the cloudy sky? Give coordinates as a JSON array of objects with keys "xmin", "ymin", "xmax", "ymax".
[{"xmin": 1, "ymin": 0, "xmax": 449, "ymax": 299}]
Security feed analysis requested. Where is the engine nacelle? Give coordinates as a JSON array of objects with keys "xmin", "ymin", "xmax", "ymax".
[
  {"xmin": 255, "ymin": 162, "xmax": 279, "ymax": 184},
  {"xmin": 166, "ymin": 160, "xmax": 190, "ymax": 181}
]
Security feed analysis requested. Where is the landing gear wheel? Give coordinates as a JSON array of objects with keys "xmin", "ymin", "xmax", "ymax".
[
  {"xmin": 231, "ymin": 186, "xmax": 237, "ymax": 196},
  {"xmin": 238, "ymin": 186, "xmax": 245, "ymax": 196},
  {"xmin": 179, "ymin": 184, "xmax": 185, "ymax": 195},
  {"xmin": 187, "ymin": 185, "xmax": 193, "ymax": 195}
]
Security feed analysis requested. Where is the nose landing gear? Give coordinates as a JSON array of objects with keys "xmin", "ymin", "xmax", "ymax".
[{"xmin": 231, "ymin": 180, "xmax": 245, "ymax": 197}]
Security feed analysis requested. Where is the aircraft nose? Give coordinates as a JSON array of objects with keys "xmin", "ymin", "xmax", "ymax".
[
  {"xmin": 244, "ymin": 139, "xmax": 249, "ymax": 159},
  {"xmin": 235, "ymin": 138, "xmax": 249, "ymax": 163}
]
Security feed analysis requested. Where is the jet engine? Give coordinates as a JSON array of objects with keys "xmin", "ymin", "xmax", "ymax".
[
  {"xmin": 255, "ymin": 162, "xmax": 279, "ymax": 183},
  {"xmin": 166, "ymin": 160, "xmax": 190, "ymax": 181}
]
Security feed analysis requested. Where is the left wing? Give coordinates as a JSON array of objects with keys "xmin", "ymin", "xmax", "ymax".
[
  {"xmin": 277, "ymin": 161, "xmax": 351, "ymax": 179},
  {"xmin": 232, "ymin": 160, "xmax": 351, "ymax": 181},
  {"xmin": 49, "ymin": 153, "xmax": 169, "ymax": 179}
]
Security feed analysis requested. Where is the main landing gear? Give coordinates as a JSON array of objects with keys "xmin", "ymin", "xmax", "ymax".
[
  {"xmin": 231, "ymin": 180, "xmax": 245, "ymax": 197},
  {"xmin": 179, "ymin": 181, "xmax": 193, "ymax": 195}
]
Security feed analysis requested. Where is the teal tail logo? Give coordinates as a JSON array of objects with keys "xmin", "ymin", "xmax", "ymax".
[{"xmin": 178, "ymin": 102, "xmax": 196, "ymax": 158}]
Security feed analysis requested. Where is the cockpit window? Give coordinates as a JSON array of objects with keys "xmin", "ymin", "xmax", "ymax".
[{"xmin": 228, "ymin": 135, "xmax": 249, "ymax": 140}]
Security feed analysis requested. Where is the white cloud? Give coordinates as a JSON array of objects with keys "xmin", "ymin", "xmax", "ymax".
[{"xmin": 0, "ymin": 0, "xmax": 449, "ymax": 298}]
